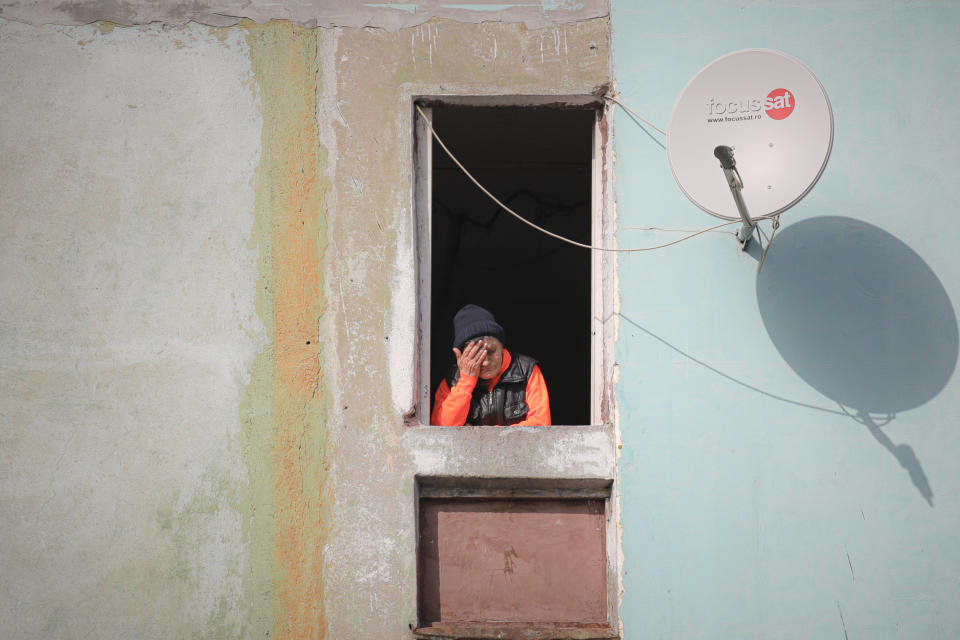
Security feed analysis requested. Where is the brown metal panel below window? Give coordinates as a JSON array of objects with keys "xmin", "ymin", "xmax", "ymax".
[{"xmin": 418, "ymin": 498, "xmax": 606, "ymax": 627}]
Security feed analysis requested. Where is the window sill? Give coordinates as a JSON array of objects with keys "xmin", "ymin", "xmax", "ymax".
[
  {"xmin": 412, "ymin": 622, "xmax": 618, "ymax": 640},
  {"xmin": 402, "ymin": 423, "xmax": 617, "ymax": 483}
]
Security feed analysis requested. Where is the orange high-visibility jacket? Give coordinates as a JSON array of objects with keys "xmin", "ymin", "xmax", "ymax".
[{"xmin": 431, "ymin": 349, "xmax": 551, "ymax": 426}]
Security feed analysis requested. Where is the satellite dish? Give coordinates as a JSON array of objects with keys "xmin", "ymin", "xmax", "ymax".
[{"xmin": 667, "ymin": 49, "xmax": 834, "ymax": 222}]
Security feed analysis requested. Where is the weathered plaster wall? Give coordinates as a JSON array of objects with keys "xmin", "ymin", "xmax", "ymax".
[
  {"xmin": 1, "ymin": 9, "xmax": 615, "ymax": 640},
  {"xmin": 243, "ymin": 22, "xmax": 330, "ymax": 640},
  {"xmin": 317, "ymin": 18, "xmax": 614, "ymax": 637},
  {"xmin": 611, "ymin": 1, "xmax": 960, "ymax": 638},
  {"xmin": 0, "ymin": 19, "xmax": 264, "ymax": 638},
  {"xmin": 0, "ymin": 0, "xmax": 607, "ymax": 31}
]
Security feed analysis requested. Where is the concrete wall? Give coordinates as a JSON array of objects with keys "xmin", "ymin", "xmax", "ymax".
[
  {"xmin": 0, "ymin": 20, "xmax": 264, "ymax": 639},
  {"xmin": 9, "ymin": 1, "xmax": 957, "ymax": 638},
  {"xmin": 317, "ymin": 19, "xmax": 614, "ymax": 638},
  {"xmin": 0, "ymin": 6, "xmax": 614, "ymax": 639},
  {"xmin": 611, "ymin": 2, "xmax": 960, "ymax": 638},
  {"xmin": 0, "ymin": 0, "xmax": 608, "ymax": 30}
]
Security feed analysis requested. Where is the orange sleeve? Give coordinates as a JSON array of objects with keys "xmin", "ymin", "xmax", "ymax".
[
  {"xmin": 511, "ymin": 365, "xmax": 551, "ymax": 426},
  {"xmin": 430, "ymin": 374, "xmax": 478, "ymax": 426}
]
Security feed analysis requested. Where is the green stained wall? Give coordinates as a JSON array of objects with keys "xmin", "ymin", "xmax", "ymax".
[
  {"xmin": 0, "ymin": 9, "xmax": 616, "ymax": 640},
  {"xmin": 0, "ymin": 19, "xmax": 264, "ymax": 639}
]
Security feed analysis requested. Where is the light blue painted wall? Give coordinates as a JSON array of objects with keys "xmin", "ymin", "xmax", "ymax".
[{"xmin": 611, "ymin": 2, "xmax": 960, "ymax": 638}]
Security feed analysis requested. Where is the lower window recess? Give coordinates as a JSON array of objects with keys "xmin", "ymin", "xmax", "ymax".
[{"xmin": 414, "ymin": 477, "xmax": 617, "ymax": 639}]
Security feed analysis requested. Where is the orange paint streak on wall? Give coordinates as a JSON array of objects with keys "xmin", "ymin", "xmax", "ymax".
[{"xmin": 247, "ymin": 21, "xmax": 329, "ymax": 640}]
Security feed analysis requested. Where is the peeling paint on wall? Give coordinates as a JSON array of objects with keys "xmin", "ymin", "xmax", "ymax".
[
  {"xmin": 315, "ymin": 16, "xmax": 613, "ymax": 637},
  {"xmin": 0, "ymin": 0, "xmax": 608, "ymax": 31},
  {"xmin": 2, "ymin": 8, "xmax": 614, "ymax": 639},
  {"xmin": 244, "ymin": 20, "xmax": 331, "ymax": 640}
]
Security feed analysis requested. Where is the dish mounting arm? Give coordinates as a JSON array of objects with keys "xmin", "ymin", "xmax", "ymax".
[{"xmin": 714, "ymin": 145, "xmax": 756, "ymax": 249}]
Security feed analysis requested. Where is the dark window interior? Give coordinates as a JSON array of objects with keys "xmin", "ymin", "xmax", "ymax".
[{"xmin": 429, "ymin": 106, "xmax": 594, "ymax": 425}]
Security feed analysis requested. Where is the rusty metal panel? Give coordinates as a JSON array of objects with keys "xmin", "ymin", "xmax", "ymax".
[{"xmin": 418, "ymin": 498, "xmax": 607, "ymax": 631}]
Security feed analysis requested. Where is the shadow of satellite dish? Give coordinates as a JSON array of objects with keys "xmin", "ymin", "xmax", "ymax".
[{"xmin": 756, "ymin": 216, "xmax": 958, "ymax": 415}]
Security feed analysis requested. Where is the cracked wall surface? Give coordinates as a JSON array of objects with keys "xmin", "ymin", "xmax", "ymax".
[{"xmin": 0, "ymin": 0, "xmax": 608, "ymax": 30}]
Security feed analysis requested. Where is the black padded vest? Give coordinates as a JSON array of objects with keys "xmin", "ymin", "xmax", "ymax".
[{"xmin": 446, "ymin": 353, "xmax": 538, "ymax": 426}]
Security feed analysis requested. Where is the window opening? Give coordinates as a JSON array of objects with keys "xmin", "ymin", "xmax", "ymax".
[{"xmin": 424, "ymin": 105, "xmax": 596, "ymax": 426}]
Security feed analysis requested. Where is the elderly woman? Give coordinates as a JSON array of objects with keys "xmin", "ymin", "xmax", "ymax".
[{"xmin": 431, "ymin": 304, "xmax": 551, "ymax": 426}]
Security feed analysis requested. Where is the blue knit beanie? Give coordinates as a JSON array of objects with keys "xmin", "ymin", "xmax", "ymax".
[{"xmin": 452, "ymin": 304, "xmax": 505, "ymax": 350}]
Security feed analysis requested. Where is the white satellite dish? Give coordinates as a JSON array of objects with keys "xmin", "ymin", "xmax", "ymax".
[{"xmin": 667, "ymin": 49, "xmax": 833, "ymax": 225}]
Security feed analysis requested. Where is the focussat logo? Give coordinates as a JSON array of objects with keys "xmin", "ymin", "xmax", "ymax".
[{"xmin": 706, "ymin": 88, "xmax": 796, "ymax": 120}]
